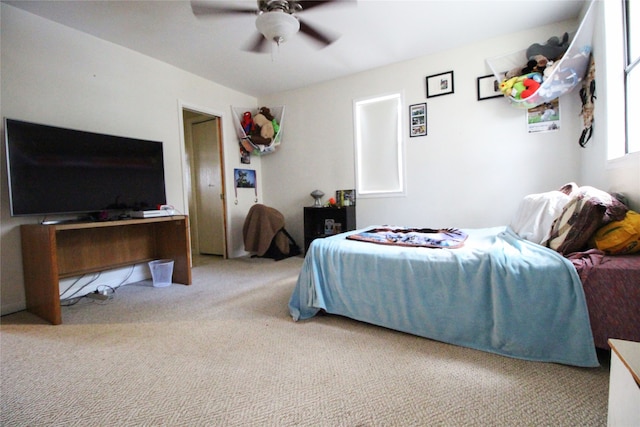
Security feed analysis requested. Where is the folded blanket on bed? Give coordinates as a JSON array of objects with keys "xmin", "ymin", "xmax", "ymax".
[{"xmin": 346, "ymin": 227, "xmax": 468, "ymax": 248}]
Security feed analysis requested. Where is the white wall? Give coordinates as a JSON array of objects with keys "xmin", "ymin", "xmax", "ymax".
[
  {"xmin": 0, "ymin": 4, "xmax": 258, "ymax": 315},
  {"xmin": 259, "ymin": 20, "xmax": 586, "ymax": 248},
  {"xmin": 580, "ymin": 0, "xmax": 640, "ymax": 211}
]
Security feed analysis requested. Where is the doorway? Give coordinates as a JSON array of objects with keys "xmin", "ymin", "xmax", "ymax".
[{"xmin": 182, "ymin": 109, "xmax": 227, "ymax": 258}]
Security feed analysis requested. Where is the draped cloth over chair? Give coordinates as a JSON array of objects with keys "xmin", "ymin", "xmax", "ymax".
[{"xmin": 243, "ymin": 204, "xmax": 300, "ymax": 260}]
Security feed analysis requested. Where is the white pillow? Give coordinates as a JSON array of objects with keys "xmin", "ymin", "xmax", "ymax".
[{"xmin": 510, "ymin": 191, "xmax": 571, "ymax": 244}]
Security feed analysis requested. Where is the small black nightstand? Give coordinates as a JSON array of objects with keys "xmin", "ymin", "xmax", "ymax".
[{"xmin": 303, "ymin": 206, "xmax": 356, "ymax": 253}]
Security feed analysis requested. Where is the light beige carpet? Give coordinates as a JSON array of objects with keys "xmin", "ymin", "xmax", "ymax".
[{"xmin": 1, "ymin": 255, "xmax": 609, "ymax": 426}]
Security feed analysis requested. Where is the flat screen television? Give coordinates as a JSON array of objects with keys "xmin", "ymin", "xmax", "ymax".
[{"xmin": 4, "ymin": 118, "xmax": 167, "ymax": 218}]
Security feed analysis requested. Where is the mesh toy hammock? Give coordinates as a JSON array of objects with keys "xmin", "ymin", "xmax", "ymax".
[
  {"xmin": 485, "ymin": 0, "xmax": 596, "ymax": 109},
  {"xmin": 232, "ymin": 106, "xmax": 285, "ymax": 156}
]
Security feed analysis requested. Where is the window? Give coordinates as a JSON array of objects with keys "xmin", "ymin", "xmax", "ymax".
[
  {"xmin": 353, "ymin": 93, "xmax": 405, "ymax": 197},
  {"xmin": 625, "ymin": 0, "xmax": 639, "ymax": 154}
]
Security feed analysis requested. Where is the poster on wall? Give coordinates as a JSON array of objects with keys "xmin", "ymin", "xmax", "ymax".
[
  {"xmin": 233, "ymin": 168, "xmax": 257, "ymax": 204},
  {"xmin": 527, "ymin": 98, "xmax": 560, "ymax": 133},
  {"xmin": 234, "ymin": 168, "xmax": 256, "ymax": 188}
]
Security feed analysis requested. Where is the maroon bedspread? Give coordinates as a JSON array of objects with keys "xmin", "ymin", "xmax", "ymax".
[{"xmin": 569, "ymin": 252, "xmax": 640, "ymax": 349}]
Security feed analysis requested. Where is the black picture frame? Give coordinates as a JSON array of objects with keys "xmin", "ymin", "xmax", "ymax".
[
  {"xmin": 477, "ymin": 74, "xmax": 503, "ymax": 101},
  {"xmin": 409, "ymin": 103, "xmax": 427, "ymax": 137},
  {"xmin": 426, "ymin": 71, "xmax": 454, "ymax": 98}
]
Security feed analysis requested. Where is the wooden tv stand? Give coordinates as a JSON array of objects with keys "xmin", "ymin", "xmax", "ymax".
[{"xmin": 20, "ymin": 216, "xmax": 192, "ymax": 325}]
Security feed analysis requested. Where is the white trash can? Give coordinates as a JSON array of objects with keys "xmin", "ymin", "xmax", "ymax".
[{"xmin": 148, "ymin": 259, "xmax": 174, "ymax": 288}]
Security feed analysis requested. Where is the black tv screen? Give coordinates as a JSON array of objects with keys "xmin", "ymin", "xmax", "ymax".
[{"xmin": 4, "ymin": 118, "xmax": 167, "ymax": 217}]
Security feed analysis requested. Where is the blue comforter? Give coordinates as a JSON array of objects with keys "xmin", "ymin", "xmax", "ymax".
[{"xmin": 289, "ymin": 226, "xmax": 599, "ymax": 367}]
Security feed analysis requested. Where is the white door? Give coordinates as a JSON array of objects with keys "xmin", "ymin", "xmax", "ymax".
[{"xmin": 192, "ymin": 119, "xmax": 225, "ymax": 255}]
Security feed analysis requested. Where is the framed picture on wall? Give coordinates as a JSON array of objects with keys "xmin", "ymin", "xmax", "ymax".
[
  {"xmin": 336, "ymin": 189, "xmax": 356, "ymax": 207},
  {"xmin": 477, "ymin": 74, "xmax": 503, "ymax": 101},
  {"xmin": 426, "ymin": 71, "xmax": 454, "ymax": 98},
  {"xmin": 234, "ymin": 168, "xmax": 256, "ymax": 188},
  {"xmin": 409, "ymin": 103, "xmax": 427, "ymax": 137}
]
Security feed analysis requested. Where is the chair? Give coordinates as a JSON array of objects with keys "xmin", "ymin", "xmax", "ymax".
[{"xmin": 243, "ymin": 204, "xmax": 300, "ymax": 260}]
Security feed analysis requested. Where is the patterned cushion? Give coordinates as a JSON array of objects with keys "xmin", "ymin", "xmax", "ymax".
[{"xmin": 546, "ymin": 186, "xmax": 628, "ymax": 254}]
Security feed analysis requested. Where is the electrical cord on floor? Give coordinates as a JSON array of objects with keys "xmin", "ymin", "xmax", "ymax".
[
  {"xmin": 84, "ymin": 285, "xmax": 115, "ymax": 304},
  {"xmin": 96, "ymin": 284, "xmax": 116, "ymax": 295},
  {"xmin": 60, "ymin": 264, "xmax": 137, "ymax": 307},
  {"xmin": 58, "ymin": 274, "xmax": 87, "ymax": 299},
  {"xmin": 60, "ymin": 272, "xmax": 112, "ymax": 306},
  {"xmin": 83, "ymin": 267, "xmax": 137, "ymax": 303},
  {"xmin": 111, "ymin": 264, "xmax": 138, "ymax": 294},
  {"xmin": 59, "ymin": 273, "xmax": 100, "ymax": 305},
  {"xmin": 112, "ymin": 264, "xmax": 136, "ymax": 291},
  {"xmin": 60, "ymin": 296, "xmax": 83, "ymax": 307},
  {"xmin": 61, "ymin": 285, "xmax": 113, "ymax": 306}
]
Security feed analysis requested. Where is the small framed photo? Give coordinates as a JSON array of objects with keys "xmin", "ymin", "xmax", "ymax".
[
  {"xmin": 426, "ymin": 71, "xmax": 454, "ymax": 98},
  {"xmin": 324, "ymin": 218, "xmax": 335, "ymax": 235},
  {"xmin": 336, "ymin": 189, "xmax": 356, "ymax": 207},
  {"xmin": 477, "ymin": 74, "xmax": 503, "ymax": 101},
  {"xmin": 409, "ymin": 103, "xmax": 427, "ymax": 137}
]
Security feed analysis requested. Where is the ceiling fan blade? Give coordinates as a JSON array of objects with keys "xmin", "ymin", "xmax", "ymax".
[
  {"xmin": 243, "ymin": 32, "xmax": 270, "ymax": 53},
  {"xmin": 297, "ymin": 0, "xmax": 356, "ymax": 12},
  {"xmin": 191, "ymin": 1, "xmax": 256, "ymax": 17},
  {"xmin": 298, "ymin": 18, "xmax": 338, "ymax": 47}
]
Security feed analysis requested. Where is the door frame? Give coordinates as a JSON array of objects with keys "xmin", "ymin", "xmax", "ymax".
[{"xmin": 177, "ymin": 100, "xmax": 228, "ymax": 258}]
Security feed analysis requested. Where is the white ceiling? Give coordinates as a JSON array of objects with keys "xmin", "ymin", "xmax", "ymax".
[{"xmin": 4, "ymin": 0, "xmax": 587, "ymax": 97}]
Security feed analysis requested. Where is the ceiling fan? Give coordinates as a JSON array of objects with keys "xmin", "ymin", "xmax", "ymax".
[{"xmin": 191, "ymin": 0, "xmax": 353, "ymax": 53}]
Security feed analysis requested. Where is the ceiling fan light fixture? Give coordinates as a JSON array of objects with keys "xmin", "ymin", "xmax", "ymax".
[{"xmin": 255, "ymin": 11, "xmax": 300, "ymax": 45}]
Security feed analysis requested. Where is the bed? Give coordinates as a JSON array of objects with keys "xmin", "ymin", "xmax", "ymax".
[
  {"xmin": 288, "ymin": 185, "xmax": 640, "ymax": 367},
  {"xmin": 571, "ymin": 252, "xmax": 640, "ymax": 349}
]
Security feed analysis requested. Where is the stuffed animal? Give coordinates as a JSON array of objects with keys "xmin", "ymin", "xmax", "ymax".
[
  {"xmin": 499, "ymin": 76, "xmax": 519, "ymax": 95},
  {"xmin": 241, "ymin": 111, "xmax": 254, "ymax": 135},
  {"xmin": 506, "ymin": 53, "xmax": 552, "ymax": 80},
  {"xmin": 520, "ymin": 78, "xmax": 541, "ymax": 99},
  {"xmin": 258, "ymin": 106, "xmax": 280, "ymax": 136},
  {"xmin": 500, "ymin": 73, "xmax": 541, "ymax": 98},
  {"xmin": 505, "ymin": 67, "xmax": 522, "ymax": 80},
  {"xmin": 258, "ymin": 106, "xmax": 274, "ymax": 121},
  {"xmin": 526, "ymin": 32, "xmax": 570, "ymax": 61},
  {"xmin": 511, "ymin": 80, "xmax": 527, "ymax": 99},
  {"xmin": 249, "ymin": 113, "xmax": 274, "ymax": 146},
  {"xmin": 523, "ymin": 55, "xmax": 550, "ymax": 74},
  {"xmin": 253, "ymin": 113, "xmax": 275, "ymax": 140},
  {"xmin": 543, "ymin": 60, "xmax": 557, "ymax": 80},
  {"xmin": 250, "ymin": 134, "xmax": 271, "ymax": 146}
]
